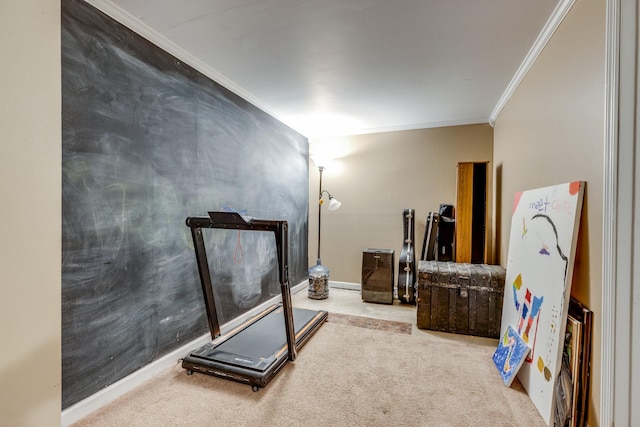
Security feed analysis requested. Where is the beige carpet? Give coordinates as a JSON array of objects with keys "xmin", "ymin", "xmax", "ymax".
[
  {"xmin": 72, "ymin": 317, "xmax": 546, "ymax": 426},
  {"xmin": 326, "ymin": 312, "xmax": 413, "ymax": 334}
]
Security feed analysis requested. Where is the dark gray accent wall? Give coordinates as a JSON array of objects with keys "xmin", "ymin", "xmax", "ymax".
[{"xmin": 61, "ymin": 0, "xmax": 308, "ymax": 408}]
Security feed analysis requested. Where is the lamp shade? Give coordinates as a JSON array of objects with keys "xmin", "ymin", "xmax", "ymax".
[{"xmin": 328, "ymin": 196, "xmax": 341, "ymax": 211}]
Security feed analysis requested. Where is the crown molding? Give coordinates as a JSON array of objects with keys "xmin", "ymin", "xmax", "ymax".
[
  {"xmin": 308, "ymin": 117, "xmax": 491, "ymax": 139},
  {"xmin": 489, "ymin": 0, "xmax": 577, "ymax": 125}
]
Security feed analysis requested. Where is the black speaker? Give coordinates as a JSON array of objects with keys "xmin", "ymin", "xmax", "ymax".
[
  {"xmin": 437, "ymin": 203, "xmax": 455, "ymax": 262},
  {"xmin": 361, "ymin": 249, "xmax": 395, "ymax": 304},
  {"xmin": 439, "ymin": 203, "xmax": 454, "ymax": 218}
]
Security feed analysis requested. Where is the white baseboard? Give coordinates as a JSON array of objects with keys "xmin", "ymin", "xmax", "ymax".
[
  {"xmin": 61, "ymin": 332, "xmax": 210, "ymax": 426},
  {"xmin": 329, "ymin": 281, "xmax": 361, "ymax": 291},
  {"xmin": 290, "ymin": 281, "xmax": 307, "ymax": 294},
  {"xmin": 62, "ymin": 280, "xmax": 308, "ymax": 426}
]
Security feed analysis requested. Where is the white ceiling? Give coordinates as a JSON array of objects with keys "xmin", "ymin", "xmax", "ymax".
[{"xmin": 97, "ymin": 0, "xmax": 563, "ymax": 138}]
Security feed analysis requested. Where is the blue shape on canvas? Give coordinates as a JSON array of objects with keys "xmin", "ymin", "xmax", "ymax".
[{"xmin": 493, "ymin": 325, "xmax": 530, "ymax": 387}]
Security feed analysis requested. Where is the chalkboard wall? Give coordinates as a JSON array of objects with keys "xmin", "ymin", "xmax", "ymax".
[{"xmin": 61, "ymin": 0, "xmax": 309, "ymax": 408}]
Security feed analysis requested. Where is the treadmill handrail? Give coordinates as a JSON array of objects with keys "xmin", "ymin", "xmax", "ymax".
[
  {"xmin": 187, "ymin": 212, "xmax": 279, "ymax": 233},
  {"xmin": 186, "ymin": 212, "xmax": 289, "ymax": 286},
  {"xmin": 185, "ymin": 211, "xmax": 297, "ymax": 361}
]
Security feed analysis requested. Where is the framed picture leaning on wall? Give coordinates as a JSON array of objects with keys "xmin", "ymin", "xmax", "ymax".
[{"xmin": 567, "ymin": 297, "xmax": 593, "ymax": 427}]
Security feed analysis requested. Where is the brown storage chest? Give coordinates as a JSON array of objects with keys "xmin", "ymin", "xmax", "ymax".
[{"xmin": 416, "ymin": 261, "xmax": 506, "ymax": 338}]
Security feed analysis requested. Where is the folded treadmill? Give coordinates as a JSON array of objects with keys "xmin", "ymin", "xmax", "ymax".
[{"xmin": 182, "ymin": 211, "xmax": 327, "ymax": 391}]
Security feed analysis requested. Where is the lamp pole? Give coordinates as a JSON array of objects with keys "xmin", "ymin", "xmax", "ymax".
[
  {"xmin": 308, "ymin": 163, "xmax": 341, "ymax": 300},
  {"xmin": 309, "ymin": 165, "xmax": 330, "ymax": 299},
  {"xmin": 317, "ymin": 166, "xmax": 324, "ymax": 262}
]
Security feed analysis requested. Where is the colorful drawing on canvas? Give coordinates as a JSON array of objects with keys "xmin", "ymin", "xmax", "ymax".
[
  {"xmin": 493, "ymin": 325, "xmax": 531, "ymax": 387},
  {"xmin": 500, "ymin": 181, "xmax": 584, "ymax": 426}
]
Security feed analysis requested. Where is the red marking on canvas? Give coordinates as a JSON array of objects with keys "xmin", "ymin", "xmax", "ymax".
[
  {"xmin": 569, "ymin": 181, "xmax": 581, "ymax": 196},
  {"xmin": 513, "ymin": 191, "xmax": 523, "ymax": 215}
]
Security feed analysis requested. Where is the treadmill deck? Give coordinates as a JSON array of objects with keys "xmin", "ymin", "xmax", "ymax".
[{"xmin": 183, "ymin": 305, "xmax": 327, "ymax": 389}]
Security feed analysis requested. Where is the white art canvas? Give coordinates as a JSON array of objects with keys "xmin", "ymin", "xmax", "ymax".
[{"xmin": 500, "ymin": 181, "xmax": 584, "ymax": 426}]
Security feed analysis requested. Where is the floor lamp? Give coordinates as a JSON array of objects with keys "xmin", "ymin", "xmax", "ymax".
[{"xmin": 308, "ymin": 165, "xmax": 341, "ymax": 299}]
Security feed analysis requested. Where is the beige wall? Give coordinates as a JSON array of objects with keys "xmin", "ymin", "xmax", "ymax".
[
  {"xmin": 0, "ymin": 1, "xmax": 605, "ymax": 425},
  {"xmin": 0, "ymin": 1, "xmax": 62, "ymax": 426},
  {"xmin": 493, "ymin": 0, "xmax": 605, "ymax": 425},
  {"xmin": 309, "ymin": 124, "xmax": 494, "ymax": 284}
]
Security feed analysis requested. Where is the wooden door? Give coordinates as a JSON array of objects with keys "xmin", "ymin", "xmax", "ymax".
[{"xmin": 455, "ymin": 162, "xmax": 488, "ymax": 263}]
